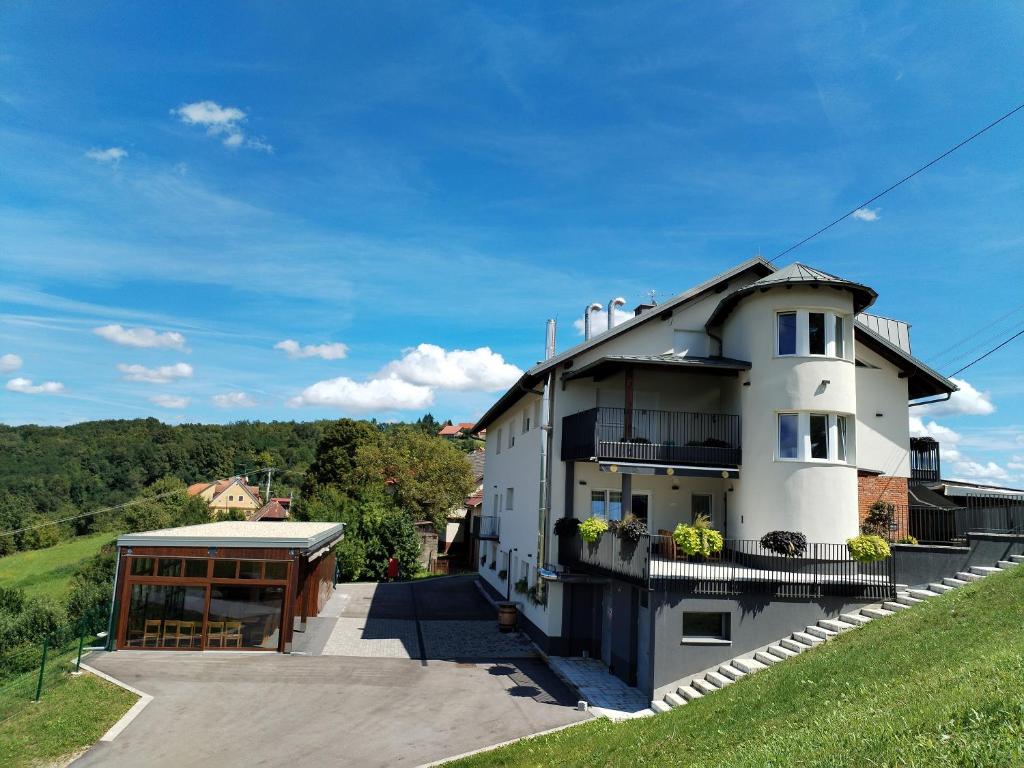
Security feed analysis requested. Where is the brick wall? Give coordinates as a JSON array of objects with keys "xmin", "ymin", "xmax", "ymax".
[{"xmin": 857, "ymin": 473, "xmax": 908, "ymax": 533}]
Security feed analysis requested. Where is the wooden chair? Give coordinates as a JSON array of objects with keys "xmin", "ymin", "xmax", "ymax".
[
  {"xmin": 206, "ymin": 621, "xmax": 225, "ymax": 648},
  {"xmin": 142, "ymin": 619, "xmax": 162, "ymax": 647},
  {"xmin": 223, "ymin": 621, "xmax": 244, "ymax": 648},
  {"xmin": 656, "ymin": 529, "xmax": 680, "ymax": 561},
  {"xmin": 175, "ymin": 621, "xmax": 198, "ymax": 648},
  {"xmin": 162, "ymin": 619, "xmax": 181, "ymax": 647}
]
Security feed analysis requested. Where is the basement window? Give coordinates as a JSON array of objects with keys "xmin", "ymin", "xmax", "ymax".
[{"xmin": 682, "ymin": 612, "xmax": 731, "ymax": 645}]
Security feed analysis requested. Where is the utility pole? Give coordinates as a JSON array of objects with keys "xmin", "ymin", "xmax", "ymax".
[{"xmin": 264, "ymin": 468, "xmax": 275, "ymax": 502}]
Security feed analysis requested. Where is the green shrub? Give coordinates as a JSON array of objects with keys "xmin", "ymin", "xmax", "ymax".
[
  {"xmin": 673, "ymin": 515, "xmax": 723, "ymax": 557},
  {"xmin": 553, "ymin": 517, "xmax": 580, "ymax": 536},
  {"xmin": 514, "ymin": 577, "xmax": 528, "ymax": 594},
  {"xmin": 847, "ymin": 534, "xmax": 891, "ymax": 562},
  {"xmin": 897, "ymin": 535, "xmax": 919, "ymax": 545},
  {"xmin": 579, "ymin": 516, "xmax": 609, "ymax": 543},
  {"xmin": 760, "ymin": 530, "xmax": 807, "ymax": 557},
  {"xmin": 862, "ymin": 501, "xmax": 896, "ymax": 537}
]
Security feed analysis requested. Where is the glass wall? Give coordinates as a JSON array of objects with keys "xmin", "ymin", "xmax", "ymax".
[
  {"xmin": 207, "ymin": 586, "xmax": 285, "ymax": 649},
  {"xmin": 125, "ymin": 584, "xmax": 207, "ymax": 648}
]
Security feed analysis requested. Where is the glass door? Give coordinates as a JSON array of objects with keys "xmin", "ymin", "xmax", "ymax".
[{"xmin": 631, "ymin": 493, "xmax": 649, "ymax": 521}]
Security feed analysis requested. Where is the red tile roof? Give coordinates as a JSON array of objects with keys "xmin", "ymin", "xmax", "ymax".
[{"xmin": 251, "ymin": 500, "xmax": 289, "ymax": 521}]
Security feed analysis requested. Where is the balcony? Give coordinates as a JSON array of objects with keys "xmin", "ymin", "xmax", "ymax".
[
  {"xmin": 476, "ymin": 515, "xmax": 500, "ymax": 540},
  {"xmin": 561, "ymin": 407, "xmax": 741, "ymax": 467},
  {"xmin": 562, "ymin": 532, "xmax": 894, "ymax": 600}
]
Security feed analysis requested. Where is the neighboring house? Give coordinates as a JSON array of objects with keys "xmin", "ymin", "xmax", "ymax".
[
  {"xmin": 438, "ymin": 422, "xmax": 478, "ymax": 438},
  {"xmin": 187, "ymin": 477, "xmax": 263, "ymax": 515},
  {"xmin": 437, "ymin": 449, "xmax": 487, "ymax": 565},
  {"xmin": 252, "ymin": 499, "xmax": 290, "ymax": 521},
  {"xmin": 472, "ymin": 257, "xmax": 962, "ymax": 700}
]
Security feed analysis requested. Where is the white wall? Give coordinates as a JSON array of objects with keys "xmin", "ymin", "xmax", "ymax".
[{"xmin": 854, "ymin": 343, "xmax": 911, "ymax": 477}]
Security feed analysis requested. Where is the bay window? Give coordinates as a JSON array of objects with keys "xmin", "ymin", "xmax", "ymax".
[
  {"xmin": 776, "ymin": 310, "xmax": 851, "ymax": 359},
  {"xmin": 777, "ymin": 412, "xmax": 854, "ymax": 463}
]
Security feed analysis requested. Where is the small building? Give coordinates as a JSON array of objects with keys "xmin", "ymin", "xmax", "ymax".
[
  {"xmin": 187, "ymin": 477, "xmax": 263, "ymax": 514},
  {"xmin": 110, "ymin": 521, "xmax": 344, "ymax": 653},
  {"xmin": 251, "ymin": 499, "xmax": 289, "ymax": 521},
  {"xmin": 438, "ymin": 422, "xmax": 477, "ymax": 438}
]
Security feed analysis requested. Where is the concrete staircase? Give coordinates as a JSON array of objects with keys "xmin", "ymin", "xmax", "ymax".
[{"xmin": 650, "ymin": 555, "xmax": 1022, "ymax": 714}]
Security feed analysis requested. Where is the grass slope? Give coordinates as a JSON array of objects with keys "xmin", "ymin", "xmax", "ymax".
[
  {"xmin": 450, "ymin": 566, "xmax": 1024, "ymax": 768},
  {"xmin": 0, "ymin": 533, "xmax": 113, "ymax": 602}
]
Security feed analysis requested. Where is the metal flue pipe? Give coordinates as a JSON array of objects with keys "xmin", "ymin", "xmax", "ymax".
[
  {"xmin": 607, "ymin": 297, "xmax": 626, "ymax": 333},
  {"xmin": 583, "ymin": 303, "xmax": 603, "ymax": 340}
]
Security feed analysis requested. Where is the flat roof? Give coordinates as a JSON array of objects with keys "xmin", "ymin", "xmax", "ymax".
[{"xmin": 118, "ymin": 521, "xmax": 345, "ymax": 553}]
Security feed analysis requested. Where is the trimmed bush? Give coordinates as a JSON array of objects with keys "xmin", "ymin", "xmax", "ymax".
[
  {"xmin": 760, "ymin": 530, "xmax": 807, "ymax": 557},
  {"xmin": 847, "ymin": 534, "xmax": 891, "ymax": 563},
  {"xmin": 862, "ymin": 501, "xmax": 896, "ymax": 537},
  {"xmin": 673, "ymin": 514, "xmax": 723, "ymax": 557},
  {"xmin": 579, "ymin": 516, "xmax": 609, "ymax": 543},
  {"xmin": 553, "ymin": 517, "xmax": 581, "ymax": 537},
  {"xmin": 897, "ymin": 535, "xmax": 919, "ymax": 545}
]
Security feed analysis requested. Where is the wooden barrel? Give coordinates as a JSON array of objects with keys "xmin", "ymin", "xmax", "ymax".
[{"xmin": 497, "ymin": 602, "xmax": 517, "ymax": 633}]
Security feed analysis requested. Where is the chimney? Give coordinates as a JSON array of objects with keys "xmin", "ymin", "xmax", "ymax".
[
  {"xmin": 607, "ymin": 297, "xmax": 626, "ymax": 332},
  {"xmin": 583, "ymin": 303, "xmax": 603, "ymax": 340},
  {"xmin": 633, "ymin": 303, "xmax": 655, "ymax": 317},
  {"xmin": 544, "ymin": 319, "xmax": 556, "ymax": 360}
]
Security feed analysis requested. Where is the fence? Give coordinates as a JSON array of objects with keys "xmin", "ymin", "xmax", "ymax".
[
  {"xmin": 0, "ymin": 611, "xmax": 107, "ymax": 725},
  {"xmin": 875, "ymin": 495, "xmax": 1024, "ymax": 545}
]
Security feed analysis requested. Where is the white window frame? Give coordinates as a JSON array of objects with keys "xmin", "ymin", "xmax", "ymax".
[
  {"xmin": 776, "ymin": 311, "xmax": 798, "ymax": 357},
  {"xmin": 776, "ymin": 411, "xmax": 855, "ymax": 464},
  {"xmin": 775, "ymin": 310, "xmax": 852, "ymax": 361},
  {"xmin": 505, "ymin": 487, "xmax": 514, "ymax": 511}
]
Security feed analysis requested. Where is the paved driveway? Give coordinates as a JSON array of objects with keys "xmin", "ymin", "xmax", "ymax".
[{"xmin": 74, "ymin": 577, "xmax": 588, "ymax": 768}]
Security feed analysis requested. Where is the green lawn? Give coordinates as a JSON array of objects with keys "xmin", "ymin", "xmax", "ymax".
[
  {"xmin": 449, "ymin": 566, "xmax": 1024, "ymax": 768},
  {"xmin": 0, "ymin": 669, "xmax": 137, "ymax": 767},
  {"xmin": 0, "ymin": 533, "xmax": 113, "ymax": 603}
]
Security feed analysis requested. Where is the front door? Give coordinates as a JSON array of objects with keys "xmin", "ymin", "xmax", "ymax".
[{"xmin": 631, "ymin": 493, "xmax": 649, "ymax": 521}]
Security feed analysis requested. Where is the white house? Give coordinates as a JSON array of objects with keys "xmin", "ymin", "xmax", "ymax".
[{"xmin": 472, "ymin": 257, "xmax": 957, "ymax": 700}]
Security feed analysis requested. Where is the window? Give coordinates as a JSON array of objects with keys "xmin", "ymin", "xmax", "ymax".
[
  {"xmin": 778, "ymin": 414, "xmax": 799, "ymax": 459},
  {"xmin": 837, "ymin": 415, "xmax": 848, "ymax": 462},
  {"xmin": 264, "ymin": 562, "xmax": 288, "ymax": 581},
  {"xmin": 809, "ymin": 413, "xmax": 829, "ymax": 459},
  {"xmin": 691, "ymin": 493, "xmax": 713, "ymax": 524},
  {"xmin": 808, "ymin": 312, "xmax": 826, "ymax": 355},
  {"xmin": 213, "ymin": 560, "xmax": 237, "ymax": 579},
  {"xmin": 505, "ymin": 488, "xmax": 514, "ymax": 511},
  {"xmin": 496, "ymin": 428, "xmax": 502, "ymax": 454},
  {"xmin": 590, "ymin": 490, "xmax": 624, "ymax": 521},
  {"xmin": 130, "ymin": 557, "xmax": 155, "ymax": 576},
  {"xmin": 682, "ymin": 612, "xmax": 730, "ymax": 642},
  {"xmin": 238, "ymin": 561, "xmax": 262, "ymax": 579},
  {"xmin": 157, "ymin": 558, "xmax": 182, "ymax": 578},
  {"xmin": 777, "ymin": 312, "xmax": 797, "ymax": 356},
  {"xmin": 493, "ymin": 494, "xmax": 499, "ymax": 515},
  {"xmin": 834, "ymin": 315, "xmax": 845, "ymax": 359},
  {"xmin": 522, "ymin": 411, "xmax": 531, "ymax": 434},
  {"xmin": 508, "ymin": 428, "xmax": 515, "ymax": 449},
  {"xmin": 777, "ymin": 412, "xmax": 853, "ymax": 463},
  {"xmin": 184, "ymin": 559, "xmax": 207, "ymax": 578}
]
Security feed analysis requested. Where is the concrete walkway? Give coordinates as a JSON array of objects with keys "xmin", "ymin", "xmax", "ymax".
[{"xmin": 546, "ymin": 657, "xmax": 653, "ymax": 720}]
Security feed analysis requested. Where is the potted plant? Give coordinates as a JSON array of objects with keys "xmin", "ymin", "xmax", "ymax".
[
  {"xmin": 673, "ymin": 514, "xmax": 723, "ymax": 558},
  {"xmin": 759, "ymin": 530, "xmax": 807, "ymax": 557},
  {"xmin": 616, "ymin": 513, "xmax": 648, "ymax": 543},
  {"xmin": 514, "ymin": 577, "xmax": 529, "ymax": 594},
  {"xmin": 579, "ymin": 516, "xmax": 609, "ymax": 543},
  {"xmin": 498, "ymin": 569, "xmax": 508, "ymax": 581},
  {"xmin": 846, "ymin": 534, "xmax": 891, "ymax": 563},
  {"xmin": 553, "ymin": 517, "xmax": 581, "ymax": 537}
]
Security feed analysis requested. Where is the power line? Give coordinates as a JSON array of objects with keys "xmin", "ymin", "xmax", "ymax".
[
  {"xmin": 947, "ymin": 327, "xmax": 1024, "ymax": 378},
  {"xmin": 928, "ymin": 303, "xmax": 1024, "ymax": 367},
  {"xmin": 770, "ymin": 100, "xmax": 1024, "ymax": 264}
]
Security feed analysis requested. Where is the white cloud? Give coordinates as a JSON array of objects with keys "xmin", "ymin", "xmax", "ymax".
[
  {"xmin": 85, "ymin": 147, "xmax": 127, "ymax": 163},
  {"xmin": 0, "ymin": 354, "xmax": 22, "ymax": 373},
  {"xmin": 573, "ymin": 307, "xmax": 633, "ymax": 336},
  {"xmin": 916, "ymin": 377, "xmax": 995, "ymax": 417},
  {"xmin": 379, "ymin": 344, "xmax": 522, "ymax": 391},
  {"xmin": 1007, "ymin": 456, "xmax": 1024, "ymax": 472},
  {"xmin": 274, "ymin": 339, "xmax": 349, "ymax": 360},
  {"xmin": 212, "ymin": 392, "xmax": 257, "ymax": 408},
  {"xmin": 288, "ymin": 375, "xmax": 433, "ymax": 412},
  {"xmin": 117, "ymin": 362, "xmax": 193, "ymax": 383},
  {"xmin": 950, "ymin": 460, "xmax": 1009, "ymax": 482},
  {"xmin": 909, "ymin": 416, "xmax": 962, "ymax": 462},
  {"xmin": 94, "ymin": 324, "xmax": 186, "ymax": 350},
  {"xmin": 6, "ymin": 377, "xmax": 64, "ymax": 395},
  {"xmin": 173, "ymin": 100, "xmax": 272, "ymax": 152},
  {"xmin": 150, "ymin": 394, "xmax": 189, "ymax": 409},
  {"xmin": 852, "ymin": 207, "xmax": 879, "ymax": 222}
]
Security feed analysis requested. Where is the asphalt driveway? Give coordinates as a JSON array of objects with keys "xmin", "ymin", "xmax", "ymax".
[{"xmin": 74, "ymin": 577, "xmax": 588, "ymax": 767}]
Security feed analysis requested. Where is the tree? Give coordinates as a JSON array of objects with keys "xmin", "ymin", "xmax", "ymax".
[
  {"xmin": 355, "ymin": 495, "xmax": 422, "ymax": 581},
  {"xmin": 354, "ymin": 427, "xmax": 475, "ymax": 532},
  {"xmin": 302, "ymin": 419, "xmax": 381, "ymax": 497},
  {"xmin": 412, "ymin": 413, "xmax": 442, "ymax": 435}
]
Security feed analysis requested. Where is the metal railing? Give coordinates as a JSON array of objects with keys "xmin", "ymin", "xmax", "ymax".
[
  {"xmin": 563, "ymin": 532, "xmax": 894, "ymax": 599},
  {"xmin": 477, "ymin": 515, "xmax": 500, "ymax": 539},
  {"xmin": 561, "ymin": 407, "xmax": 741, "ymax": 466},
  {"xmin": 874, "ymin": 496, "xmax": 1024, "ymax": 545}
]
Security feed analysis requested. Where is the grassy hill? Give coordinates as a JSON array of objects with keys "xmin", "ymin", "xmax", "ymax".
[
  {"xmin": 0, "ymin": 533, "xmax": 112, "ymax": 602},
  {"xmin": 450, "ymin": 566, "xmax": 1024, "ymax": 768}
]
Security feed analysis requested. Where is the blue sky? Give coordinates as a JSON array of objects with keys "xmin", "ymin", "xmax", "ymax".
[{"xmin": 1, "ymin": 2, "xmax": 1022, "ymax": 485}]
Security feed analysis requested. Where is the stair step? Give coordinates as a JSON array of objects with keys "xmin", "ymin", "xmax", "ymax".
[
  {"xmin": 956, "ymin": 571, "xmax": 984, "ymax": 582},
  {"xmin": 678, "ymin": 685, "xmax": 704, "ymax": 702},
  {"xmin": 908, "ymin": 588, "xmax": 941, "ymax": 600},
  {"xmin": 896, "ymin": 594, "xmax": 923, "ymax": 606},
  {"xmin": 839, "ymin": 612, "xmax": 871, "ymax": 626},
  {"xmin": 818, "ymin": 619, "xmax": 852, "ymax": 633},
  {"xmin": 664, "ymin": 691, "xmax": 686, "ymax": 708},
  {"xmin": 704, "ymin": 671, "xmax": 732, "ymax": 688},
  {"xmin": 1010, "ymin": 555, "xmax": 1024, "ymax": 563},
  {"xmin": 805, "ymin": 625, "xmax": 838, "ymax": 641},
  {"xmin": 928, "ymin": 582, "xmax": 954, "ymax": 594},
  {"xmin": 883, "ymin": 601, "xmax": 909, "ymax": 612},
  {"xmin": 791, "ymin": 631, "xmax": 823, "ymax": 646},
  {"xmin": 650, "ymin": 700, "xmax": 672, "ymax": 714},
  {"xmin": 692, "ymin": 678, "xmax": 719, "ymax": 695},
  {"xmin": 718, "ymin": 664, "xmax": 747, "ymax": 681},
  {"xmin": 969, "ymin": 566, "xmax": 1001, "ymax": 576},
  {"xmin": 732, "ymin": 658, "xmax": 768, "ymax": 674},
  {"xmin": 996, "ymin": 560, "xmax": 1019, "ymax": 569},
  {"xmin": 768, "ymin": 643, "xmax": 799, "ymax": 659},
  {"xmin": 861, "ymin": 607, "xmax": 894, "ymax": 619},
  {"xmin": 754, "ymin": 651, "xmax": 781, "ymax": 666},
  {"xmin": 942, "ymin": 577, "xmax": 969, "ymax": 588}
]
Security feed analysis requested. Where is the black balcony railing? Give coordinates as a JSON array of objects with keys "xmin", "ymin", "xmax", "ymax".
[
  {"xmin": 561, "ymin": 407, "xmax": 741, "ymax": 466},
  {"xmin": 878, "ymin": 495, "xmax": 1024, "ymax": 545},
  {"xmin": 477, "ymin": 515, "xmax": 500, "ymax": 540},
  {"xmin": 563, "ymin": 532, "xmax": 894, "ymax": 599}
]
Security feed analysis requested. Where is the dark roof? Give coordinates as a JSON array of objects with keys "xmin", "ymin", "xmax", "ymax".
[
  {"xmin": 909, "ymin": 484, "xmax": 963, "ymax": 510},
  {"xmin": 854, "ymin": 321, "xmax": 957, "ymax": 400},
  {"xmin": 706, "ymin": 262, "xmax": 878, "ymax": 328},
  {"xmin": 561, "ymin": 354, "xmax": 751, "ymax": 382},
  {"xmin": 252, "ymin": 500, "xmax": 289, "ymax": 521},
  {"xmin": 473, "ymin": 256, "xmax": 774, "ymax": 433}
]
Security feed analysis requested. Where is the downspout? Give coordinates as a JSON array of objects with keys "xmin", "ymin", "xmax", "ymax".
[{"xmin": 538, "ymin": 320, "xmax": 556, "ymax": 590}]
